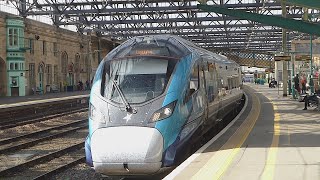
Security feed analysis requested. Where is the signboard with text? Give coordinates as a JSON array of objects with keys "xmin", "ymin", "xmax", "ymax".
[
  {"xmin": 274, "ymin": 55, "xmax": 291, "ymax": 61},
  {"xmin": 295, "ymin": 55, "xmax": 311, "ymax": 61}
]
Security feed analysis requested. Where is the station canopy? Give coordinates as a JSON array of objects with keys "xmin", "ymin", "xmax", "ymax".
[{"xmin": 4, "ymin": 0, "xmax": 320, "ymax": 54}]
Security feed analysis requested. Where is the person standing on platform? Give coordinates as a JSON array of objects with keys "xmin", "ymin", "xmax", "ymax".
[
  {"xmin": 86, "ymin": 80, "xmax": 90, "ymax": 90},
  {"xmin": 78, "ymin": 81, "xmax": 83, "ymax": 91},
  {"xmin": 301, "ymin": 76, "xmax": 307, "ymax": 94},
  {"xmin": 294, "ymin": 74, "xmax": 300, "ymax": 94}
]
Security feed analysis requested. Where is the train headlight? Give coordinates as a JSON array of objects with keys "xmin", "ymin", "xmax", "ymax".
[
  {"xmin": 89, "ymin": 103, "xmax": 106, "ymax": 123},
  {"xmin": 150, "ymin": 100, "xmax": 177, "ymax": 122}
]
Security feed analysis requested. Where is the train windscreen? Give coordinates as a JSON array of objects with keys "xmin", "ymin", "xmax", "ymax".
[{"xmin": 103, "ymin": 57, "xmax": 177, "ymax": 104}]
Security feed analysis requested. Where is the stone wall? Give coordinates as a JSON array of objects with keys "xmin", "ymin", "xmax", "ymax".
[
  {"xmin": 24, "ymin": 19, "xmax": 90, "ymax": 94},
  {"xmin": 0, "ymin": 11, "xmax": 115, "ymax": 96}
]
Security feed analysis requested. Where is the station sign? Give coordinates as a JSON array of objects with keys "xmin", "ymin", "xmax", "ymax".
[
  {"xmin": 274, "ymin": 55, "xmax": 291, "ymax": 61},
  {"xmin": 265, "ymin": 68, "xmax": 274, "ymax": 73},
  {"xmin": 295, "ymin": 55, "xmax": 311, "ymax": 61}
]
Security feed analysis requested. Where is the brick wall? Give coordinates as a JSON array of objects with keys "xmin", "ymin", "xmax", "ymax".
[{"xmin": 0, "ymin": 13, "xmax": 7, "ymax": 96}]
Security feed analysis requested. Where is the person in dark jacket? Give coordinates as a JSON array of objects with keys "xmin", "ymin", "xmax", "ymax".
[
  {"xmin": 303, "ymin": 89, "xmax": 320, "ymax": 110},
  {"xmin": 294, "ymin": 74, "xmax": 300, "ymax": 94}
]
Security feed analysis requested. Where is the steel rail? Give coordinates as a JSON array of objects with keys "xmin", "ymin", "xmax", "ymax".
[
  {"xmin": 33, "ymin": 156, "xmax": 85, "ymax": 180},
  {"xmin": 0, "ymin": 108, "xmax": 88, "ymax": 130},
  {"xmin": 0, "ymin": 142, "xmax": 85, "ymax": 177},
  {"xmin": 0, "ymin": 120, "xmax": 87, "ymax": 154}
]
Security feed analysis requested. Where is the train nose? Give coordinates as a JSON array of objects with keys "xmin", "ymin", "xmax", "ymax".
[{"xmin": 91, "ymin": 126, "xmax": 164, "ymax": 175}]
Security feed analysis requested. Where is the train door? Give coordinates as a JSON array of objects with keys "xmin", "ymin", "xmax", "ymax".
[
  {"xmin": 216, "ymin": 66, "xmax": 225, "ymax": 120},
  {"xmin": 204, "ymin": 61, "xmax": 219, "ymax": 123},
  {"xmin": 184, "ymin": 61, "xmax": 205, "ymax": 127},
  {"xmin": 200, "ymin": 60, "xmax": 208, "ymax": 125}
]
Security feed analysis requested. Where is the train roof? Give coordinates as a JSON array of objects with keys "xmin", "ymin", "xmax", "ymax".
[{"xmin": 104, "ymin": 34, "xmax": 238, "ymax": 65}]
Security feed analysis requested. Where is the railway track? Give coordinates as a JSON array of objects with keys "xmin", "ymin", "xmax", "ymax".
[
  {"xmin": 0, "ymin": 128, "xmax": 87, "ymax": 179},
  {"xmin": 0, "ymin": 96, "xmax": 89, "ymax": 128},
  {"xmin": 0, "ymin": 119, "xmax": 87, "ymax": 154},
  {"xmin": 33, "ymin": 155, "xmax": 85, "ymax": 180},
  {"xmin": 0, "ymin": 107, "xmax": 88, "ymax": 130},
  {"xmin": 0, "ymin": 142, "xmax": 85, "ymax": 179},
  {"xmin": 0, "ymin": 108, "xmax": 88, "ymax": 179}
]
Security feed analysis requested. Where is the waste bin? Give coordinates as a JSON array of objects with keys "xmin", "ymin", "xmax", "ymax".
[
  {"xmin": 46, "ymin": 85, "xmax": 51, "ymax": 93},
  {"xmin": 67, "ymin": 85, "xmax": 73, "ymax": 92}
]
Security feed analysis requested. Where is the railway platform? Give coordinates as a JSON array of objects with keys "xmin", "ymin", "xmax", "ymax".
[
  {"xmin": 0, "ymin": 90, "xmax": 90, "ymax": 106},
  {"xmin": 165, "ymin": 83, "xmax": 320, "ymax": 180}
]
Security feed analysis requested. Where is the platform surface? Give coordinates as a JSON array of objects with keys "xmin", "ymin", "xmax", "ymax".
[
  {"xmin": 165, "ymin": 83, "xmax": 320, "ymax": 180},
  {"xmin": 0, "ymin": 90, "xmax": 90, "ymax": 105}
]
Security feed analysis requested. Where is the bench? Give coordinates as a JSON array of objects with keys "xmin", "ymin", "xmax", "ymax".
[
  {"xmin": 310, "ymin": 96, "xmax": 320, "ymax": 111},
  {"xmin": 301, "ymin": 94, "xmax": 320, "ymax": 111},
  {"xmin": 32, "ymin": 87, "xmax": 42, "ymax": 95},
  {"xmin": 50, "ymin": 84, "xmax": 59, "ymax": 93}
]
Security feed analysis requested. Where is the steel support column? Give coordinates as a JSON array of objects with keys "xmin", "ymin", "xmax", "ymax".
[
  {"xmin": 282, "ymin": 2, "xmax": 288, "ymax": 97},
  {"xmin": 291, "ymin": 53, "xmax": 296, "ymax": 98},
  {"xmin": 19, "ymin": 0, "xmax": 27, "ymax": 17},
  {"xmin": 310, "ymin": 35, "xmax": 314, "ymax": 93}
]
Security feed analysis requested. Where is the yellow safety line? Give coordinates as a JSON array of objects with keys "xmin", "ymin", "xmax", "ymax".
[
  {"xmin": 261, "ymin": 104, "xmax": 280, "ymax": 180},
  {"xmin": 191, "ymin": 91, "xmax": 261, "ymax": 180}
]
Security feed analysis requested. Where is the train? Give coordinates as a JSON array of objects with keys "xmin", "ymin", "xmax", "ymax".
[{"xmin": 85, "ymin": 34, "xmax": 243, "ymax": 177}]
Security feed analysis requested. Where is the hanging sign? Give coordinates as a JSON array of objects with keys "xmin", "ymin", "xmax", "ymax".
[
  {"xmin": 274, "ymin": 55, "xmax": 291, "ymax": 61},
  {"xmin": 295, "ymin": 55, "xmax": 311, "ymax": 61}
]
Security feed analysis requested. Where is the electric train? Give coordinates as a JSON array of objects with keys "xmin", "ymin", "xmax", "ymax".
[{"xmin": 85, "ymin": 34, "xmax": 243, "ymax": 176}]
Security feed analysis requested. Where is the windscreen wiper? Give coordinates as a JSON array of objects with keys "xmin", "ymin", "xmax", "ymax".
[{"xmin": 111, "ymin": 80, "xmax": 136, "ymax": 114}]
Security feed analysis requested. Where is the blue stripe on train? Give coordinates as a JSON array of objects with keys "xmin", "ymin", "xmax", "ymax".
[{"xmin": 155, "ymin": 54, "xmax": 193, "ymax": 150}]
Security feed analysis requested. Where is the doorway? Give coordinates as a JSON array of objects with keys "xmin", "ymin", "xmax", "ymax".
[
  {"xmin": 0, "ymin": 58, "xmax": 7, "ymax": 96},
  {"xmin": 38, "ymin": 63, "xmax": 45, "ymax": 94}
]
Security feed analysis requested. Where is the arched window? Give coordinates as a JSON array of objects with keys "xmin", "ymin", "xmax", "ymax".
[
  {"xmin": 38, "ymin": 62, "xmax": 45, "ymax": 73},
  {"xmin": 38, "ymin": 62, "xmax": 45, "ymax": 90},
  {"xmin": 85, "ymin": 56, "xmax": 89, "ymax": 73},
  {"xmin": 61, "ymin": 51, "xmax": 68, "ymax": 73},
  {"xmin": 75, "ymin": 53, "xmax": 80, "ymax": 73},
  {"xmin": 61, "ymin": 51, "xmax": 68, "ymax": 83}
]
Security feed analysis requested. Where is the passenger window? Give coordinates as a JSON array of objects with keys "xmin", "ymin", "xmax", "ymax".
[
  {"xmin": 185, "ymin": 64, "xmax": 199, "ymax": 102},
  {"xmin": 190, "ymin": 64, "xmax": 199, "ymax": 92}
]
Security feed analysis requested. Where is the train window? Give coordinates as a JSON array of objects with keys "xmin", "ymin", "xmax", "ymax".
[
  {"xmin": 101, "ymin": 62, "xmax": 109, "ymax": 96},
  {"xmin": 200, "ymin": 65, "xmax": 205, "ymax": 90},
  {"xmin": 204, "ymin": 62, "xmax": 217, "ymax": 103},
  {"xmin": 185, "ymin": 64, "xmax": 199, "ymax": 102},
  {"xmin": 190, "ymin": 64, "xmax": 199, "ymax": 91},
  {"xmin": 103, "ymin": 57, "xmax": 177, "ymax": 104}
]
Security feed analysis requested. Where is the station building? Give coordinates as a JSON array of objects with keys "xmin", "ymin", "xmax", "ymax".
[{"xmin": 0, "ymin": 12, "xmax": 115, "ymax": 97}]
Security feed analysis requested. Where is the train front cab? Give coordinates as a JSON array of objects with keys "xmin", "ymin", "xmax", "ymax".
[
  {"xmin": 85, "ymin": 42, "xmax": 243, "ymax": 177},
  {"xmin": 85, "ymin": 53, "xmax": 187, "ymax": 175}
]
